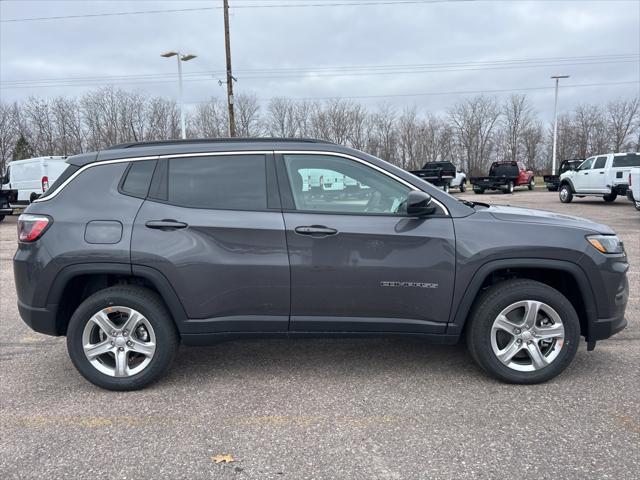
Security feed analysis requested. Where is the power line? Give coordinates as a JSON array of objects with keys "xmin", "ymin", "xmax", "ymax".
[
  {"xmin": 2, "ymin": 55, "xmax": 637, "ymax": 88},
  {"xmin": 1, "ymin": 0, "xmax": 632, "ymax": 23},
  {"xmin": 225, "ymin": 80, "xmax": 639, "ymax": 101}
]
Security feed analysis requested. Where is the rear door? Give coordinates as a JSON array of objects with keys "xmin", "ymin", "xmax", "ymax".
[
  {"xmin": 131, "ymin": 152, "xmax": 290, "ymax": 333},
  {"xmin": 277, "ymin": 152, "xmax": 455, "ymax": 334}
]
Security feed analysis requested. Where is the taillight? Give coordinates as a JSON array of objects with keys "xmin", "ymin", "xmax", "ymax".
[
  {"xmin": 18, "ymin": 214, "xmax": 52, "ymax": 242},
  {"xmin": 42, "ymin": 176, "xmax": 49, "ymax": 192}
]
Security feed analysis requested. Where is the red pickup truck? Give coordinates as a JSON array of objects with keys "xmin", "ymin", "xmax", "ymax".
[{"xmin": 470, "ymin": 161, "xmax": 535, "ymax": 194}]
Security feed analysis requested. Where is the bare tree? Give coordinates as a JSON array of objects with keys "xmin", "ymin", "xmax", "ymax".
[
  {"xmin": 0, "ymin": 102, "xmax": 18, "ymax": 173},
  {"xmin": 607, "ymin": 98, "xmax": 639, "ymax": 152},
  {"xmin": 501, "ymin": 94, "xmax": 532, "ymax": 162},
  {"xmin": 192, "ymin": 98, "xmax": 227, "ymax": 138},
  {"xmin": 449, "ymin": 96, "xmax": 501, "ymax": 175},
  {"xmin": 234, "ymin": 94, "xmax": 261, "ymax": 136},
  {"xmin": 266, "ymin": 97, "xmax": 298, "ymax": 137}
]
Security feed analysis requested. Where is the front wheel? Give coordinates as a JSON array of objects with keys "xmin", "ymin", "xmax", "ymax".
[
  {"xmin": 66, "ymin": 285, "xmax": 179, "ymax": 391},
  {"xmin": 459, "ymin": 181, "xmax": 466, "ymax": 192},
  {"xmin": 0, "ymin": 214, "xmax": 4, "ymax": 223},
  {"xmin": 559, "ymin": 184, "xmax": 573, "ymax": 203},
  {"xmin": 603, "ymin": 192, "xmax": 617, "ymax": 203},
  {"xmin": 465, "ymin": 279, "xmax": 580, "ymax": 384},
  {"xmin": 528, "ymin": 178, "xmax": 535, "ymax": 191}
]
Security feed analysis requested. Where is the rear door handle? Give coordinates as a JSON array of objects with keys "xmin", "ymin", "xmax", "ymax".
[
  {"xmin": 145, "ymin": 219, "xmax": 188, "ymax": 230},
  {"xmin": 294, "ymin": 225, "xmax": 338, "ymax": 236}
]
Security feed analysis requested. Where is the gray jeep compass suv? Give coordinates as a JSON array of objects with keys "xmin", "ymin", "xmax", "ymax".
[{"xmin": 14, "ymin": 139, "xmax": 629, "ymax": 390}]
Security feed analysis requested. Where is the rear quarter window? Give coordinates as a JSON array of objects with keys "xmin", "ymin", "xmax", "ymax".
[
  {"xmin": 120, "ymin": 160, "xmax": 157, "ymax": 198},
  {"xmin": 612, "ymin": 153, "xmax": 640, "ymax": 168}
]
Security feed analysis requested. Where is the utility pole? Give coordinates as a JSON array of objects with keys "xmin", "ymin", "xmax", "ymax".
[
  {"xmin": 223, "ymin": 0, "xmax": 236, "ymax": 137},
  {"xmin": 550, "ymin": 75, "xmax": 569, "ymax": 174}
]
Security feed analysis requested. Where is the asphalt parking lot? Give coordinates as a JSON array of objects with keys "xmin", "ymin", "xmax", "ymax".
[{"xmin": 1, "ymin": 189, "xmax": 638, "ymax": 480}]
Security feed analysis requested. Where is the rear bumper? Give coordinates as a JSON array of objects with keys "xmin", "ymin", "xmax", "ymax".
[{"xmin": 17, "ymin": 299, "xmax": 60, "ymax": 336}]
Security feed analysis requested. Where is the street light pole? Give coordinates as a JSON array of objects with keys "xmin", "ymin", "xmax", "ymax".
[
  {"xmin": 161, "ymin": 51, "xmax": 197, "ymax": 140},
  {"xmin": 551, "ymin": 75, "xmax": 569, "ymax": 174}
]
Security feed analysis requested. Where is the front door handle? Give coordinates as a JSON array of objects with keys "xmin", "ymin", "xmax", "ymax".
[
  {"xmin": 294, "ymin": 225, "xmax": 338, "ymax": 236},
  {"xmin": 145, "ymin": 219, "xmax": 188, "ymax": 230}
]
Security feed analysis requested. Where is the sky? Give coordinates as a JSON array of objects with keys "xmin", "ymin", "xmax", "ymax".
[{"xmin": 1, "ymin": 0, "xmax": 639, "ymax": 121}]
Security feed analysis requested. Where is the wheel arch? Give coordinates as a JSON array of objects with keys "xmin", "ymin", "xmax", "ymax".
[
  {"xmin": 47, "ymin": 263, "xmax": 187, "ymax": 335},
  {"xmin": 447, "ymin": 259, "xmax": 597, "ymax": 339},
  {"xmin": 559, "ymin": 178, "xmax": 575, "ymax": 192}
]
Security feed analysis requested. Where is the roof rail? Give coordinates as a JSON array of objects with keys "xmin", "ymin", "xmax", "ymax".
[{"xmin": 105, "ymin": 137, "xmax": 335, "ymax": 150}]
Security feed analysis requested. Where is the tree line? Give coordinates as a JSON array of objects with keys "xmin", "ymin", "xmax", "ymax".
[{"xmin": 1, "ymin": 86, "xmax": 638, "ymax": 176}]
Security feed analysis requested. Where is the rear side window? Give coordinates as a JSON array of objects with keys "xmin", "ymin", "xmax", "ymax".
[
  {"xmin": 612, "ymin": 153, "xmax": 640, "ymax": 168},
  {"xmin": 167, "ymin": 155, "xmax": 267, "ymax": 210},
  {"xmin": 594, "ymin": 156, "xmax": 607, "ymax": 169},
  {"xmin": 120, "ymin": 160, "xmax": 156, "ymax": 198}
]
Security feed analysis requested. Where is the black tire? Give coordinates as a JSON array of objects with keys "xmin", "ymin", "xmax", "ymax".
[
  {"xmin": 66, "ymin": 285, "xmax": 179, "ymax": 391},
  {"xmin": 474, "ymin": 188, "xmax": 484, "ymax": 194},
  {"xmin": 443, "ymin": 183, "xmax": 450, "ymax": 194},
  {"xmin": 635, "ymin": 201, "xmax": 640, "ymax": 212},
  {"xmin": 503, "ymin": 181, "xmax": 514, "ymax": 194},
  {"xmin": 528, "ymin": 178, "xmax": 535, "ymax": 191},
  {"xmin": 465, "ymin": 279, "xmax": 580, "ymax": 384},
  {"xmin": 459, "ymin": 181, "xmax": 466, "ymax": 193},
  {"xmin": 559, "ymin": 184, "xmax": 573, "ymax": 203},
  {"xmin": 0, "ymin": 215, "xmax": 4, "ymax": 223},
  {"xmin": 603, "ymin": 192, "xmax": 617, "ymax": 203}
]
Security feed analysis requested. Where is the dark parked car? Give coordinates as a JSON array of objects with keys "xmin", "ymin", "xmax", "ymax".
[
  {"xmin": 409, "ymin": 161, "xmax": 456, "ymax": 192},
  {"xmin": 471, "ymin": 161, "xmax": 535, "ymax": 194},
  {"xmin": 15, "ymin": 138, "xmax": 628, "ymax": 390},
  {"xmin": 543, "ymin": 159, "xmax": 584, "ymax": 191}
]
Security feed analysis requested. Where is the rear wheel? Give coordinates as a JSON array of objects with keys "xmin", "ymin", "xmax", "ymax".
[
  {"xmin": 503, "ymin": 181, "xmax": 514, "ymax": 194},
  {"xmin": 559, "ymin": 184, "xmax": 573, "ymax": 203},
  {"xmin": 443, "ymin": 183, "xmax": 450, "ymax": 194},
  {"xmin": 603, "ymin": 192, "xmax": 617, "ymax": 203},
  {"xmin": 0, "ymin": 215, "xmax": 4, "ymax": 223},
  {"xmin": 66, "ymin": 285, "xmax": 179, "ymax": 391},
  {"xmin": 528, "ymin": 178, "xmax": 535, "ymax": 190},
  {"xmin": 459, "ymin": 181, "xmax": 466, "ymax": 193},
  {"xmin": 466, "ymin": 279, "xmax": 580, "ymax": 384}
]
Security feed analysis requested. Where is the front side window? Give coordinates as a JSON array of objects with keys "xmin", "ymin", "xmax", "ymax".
[
  {"xmin": 167, "ymin": 155, "xmax": 267, "ymax": 210},
  {"xmin": 579, "ymin": 158, "xmax": 595, "ymax": 170},
  {"xmin": 284, "ymin": 154, "xmax": 412, "ymax": 215}
]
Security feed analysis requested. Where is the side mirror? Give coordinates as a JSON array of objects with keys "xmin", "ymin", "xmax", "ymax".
[{"xmin": 406, "ymin": 191, "xmax": 436, "ymax": 217}]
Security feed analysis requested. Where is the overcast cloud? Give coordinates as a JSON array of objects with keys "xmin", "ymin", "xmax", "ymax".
[{"xmin": 1, "ymin": 0, "xmax": 639, "ymax": 119}]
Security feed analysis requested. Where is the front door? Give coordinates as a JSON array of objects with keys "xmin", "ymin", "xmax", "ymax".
[
  {"xmin": 277, "ymin": 153, "xmax": 455, "ymax": 334},
  {"xmin": 573, "ymin": 157, "xmax": 594, "ymax": 192},
  {"xmin": 589, "ymin": 156, "xmax": 608, "ymax": 192},
  {"xmin": 131, "ymin": 153, "xmax": 290, "ymax": 333}
]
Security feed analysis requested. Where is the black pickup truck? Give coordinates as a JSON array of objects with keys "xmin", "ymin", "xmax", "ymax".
[
  {"xmin": 471, "ymin": 161, "xmax": 535, "ymax": 194},
  {"xmin": 542, "ymin": 159, "xmax": 584, "ymax": 191},
  {"xmin": 410, "ymin": 161, "xmax": 456, "ymax": 192}
]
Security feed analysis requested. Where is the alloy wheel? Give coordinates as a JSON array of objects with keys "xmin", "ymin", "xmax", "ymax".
[
  {"xmin": 490, "ymin": 300, "xmax": 565, "ymax": 372},
  {"xmin": 82, "ymin": 306, "xmax": 156, "ymax": 377}
]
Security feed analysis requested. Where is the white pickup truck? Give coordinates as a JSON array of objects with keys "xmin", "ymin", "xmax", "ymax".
[
  {"xmin": 558, "ymin": 152, "xmax": 640, "ymax": 203},
  {"xmin": 627, "ymin": 167, "xmax": 640, "ymax": 211}
]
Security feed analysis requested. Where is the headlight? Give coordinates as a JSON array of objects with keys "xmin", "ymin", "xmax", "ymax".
[{"xmin": 586, "ymin": 235, "xmax": 624, "ymax": 254}]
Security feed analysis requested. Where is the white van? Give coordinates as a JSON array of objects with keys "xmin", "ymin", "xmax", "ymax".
[{"xmin": 1, "ymin": 156, "xmax": 68, "ymax": 204}]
